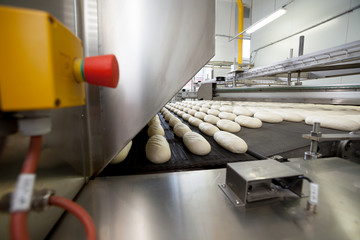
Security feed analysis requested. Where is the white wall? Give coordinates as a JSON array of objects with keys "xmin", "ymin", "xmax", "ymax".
[{"xmin": 250, "ymin": 0, "xmax": 360, "ymax": 85}]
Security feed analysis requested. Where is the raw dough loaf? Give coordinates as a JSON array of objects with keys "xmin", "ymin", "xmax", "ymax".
[
  {"xmin": 146, "ymin": 135, "xmax": 171, "ymax": 164},
  {"xmin": 200, "ymin": 107, "xmax": 210, "ymax": 113},
  {"xmin": 188, "ymin": 117, "xmax": 203, "ymax": 127},
  {"xmin": 254, "ymin": 111, "xmax": 283, "ymax": 123},
  {"xmin": 233, "ymin": 107, "xmax": 253, "ymax": 116},
  {"xmin": 148, "ymin": 115, "xmax": 160, "ymax": 126},
  {"xmin": 211, "ymin": 105, "xmax": 221, "ymax": 110},
  {"xmin": 204, "ymin": 115, "xmax": 220, "ymax": 124},
  {"xmin": 183, "ymin": 132, "xmax": 211, "ymax": 155},
  {"xmin": 235, "ymin": 116, "xmax": 262, "ymax": 128},
  {"xmin": 218, "ymin": 112, "xmax": 237, "ymax": 121},
  {"xmin": 201, "ymin": 104, "xmax": 211, "ymax": 108},
  {"xmin": 345, "ymin": 115, "xmax": 360, "ymax": 124},
  {"xmin": 164, "ymin": 113, "xmax": 173, "ymax": 122},
  {"xmin": 111, "ymin": 141, "xmax": 132, "ymax": 164},
  {"xmin": 216, "ymin": 119, "xmax": 241, "ymax": 133},
  {"xmin": 182, "ymin": 113, "xmax": 192, "ymax": 121},
  {"xmin": 207, "ymin": 109, "xmax": 220, "ymax": 116},
  {"xmin": 214, "ymin": 131, "xmax": 248, "ymax": 153},
  {"xmin": 177, "ymin": 111, "xmax": 185, "ymax": 117},
  {"xmin": 169, "ymin": 117, "xmax": 182, "ymax": 127},
  {"xmin": 219, "ymin": 106, "xmax": 234, "ymax": 113},
  {"xmin": 195, "ymin": 112, "xmax": 207, "ymax": 120},
  {"xmin": 147, "ymin": 124, "xmax": 165, "ymax": 137},
  {"xmin": 199, "ymin": 122, "xmax": 220, "ymax": 136},
  {"xmin": 305, "ymin": 116, "xmax": 360, "ymax": 131},
  {"xmin": 271, "ymin": 110, "xmax": 304, "ymax": 122},
  {"xmin": 188, "ymin": 109, "xmax": 197, "ymax": 116},
  {"xmin": 192, "ymin": 106, "xmax": 201, "ymax": 111},
  {"xmin": 173, "ymin": 123, "xmax": 191, "ymax": 138}
]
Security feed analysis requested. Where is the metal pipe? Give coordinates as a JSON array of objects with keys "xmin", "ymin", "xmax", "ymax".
[{"xmin": 236, "ymin": 0, "xmax": 244, "ymax": 65}]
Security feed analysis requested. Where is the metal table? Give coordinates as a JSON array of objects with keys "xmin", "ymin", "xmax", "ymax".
[{"xmin": 49, "ymin": 157, "xmax": 360, "ymax": 240}]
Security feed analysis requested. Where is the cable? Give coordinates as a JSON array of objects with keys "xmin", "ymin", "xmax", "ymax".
[
  {"xmin": 273, "ymin": 175, "xmax": 313, "ymax": 190},
  {"xmin": 11, "ymin": 136, "xmax": 42, "ymax": 240},
  {"xmin": 49, "ymin": 195, "xmax": 96, "ymax": 240}
]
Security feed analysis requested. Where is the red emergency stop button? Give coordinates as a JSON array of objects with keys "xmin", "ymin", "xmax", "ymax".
[{"xmin": 83, "ymin": 54, "xmax": 119, "ymax": 88}]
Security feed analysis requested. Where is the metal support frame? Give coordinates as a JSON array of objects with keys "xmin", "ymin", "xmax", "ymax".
[{"xmin": 234, "ymin": 40, "xmax": 360, "ymax": 82}]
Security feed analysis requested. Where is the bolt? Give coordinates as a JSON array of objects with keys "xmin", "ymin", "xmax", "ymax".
[{"xmin": 235, "ymin": 200, "xmax": 240, "ymax": 205}]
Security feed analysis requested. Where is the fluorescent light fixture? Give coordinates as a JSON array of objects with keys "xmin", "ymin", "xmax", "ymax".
[{"xmin": 245, "ymin": 8, "xmax": 287, "ymax": 34}]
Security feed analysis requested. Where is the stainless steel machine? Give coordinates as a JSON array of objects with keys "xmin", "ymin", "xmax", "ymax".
[{"xmin": 0, "ymin": 1, "xmax": 359, "ymax": 240}]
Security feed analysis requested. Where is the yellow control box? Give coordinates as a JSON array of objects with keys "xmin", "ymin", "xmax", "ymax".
[{"xmin": 0, "ymin": 6, "xmax": 85, "ymax": 111}]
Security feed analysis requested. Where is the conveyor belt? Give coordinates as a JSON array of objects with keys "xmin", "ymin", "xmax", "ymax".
[
  {"xmin": 236, "ymin": 121, "xmax": 345, "ymax": 158},
  {"xmin": 101, "ymin": 111, "xmax": 347, "ymax": 176},
  {"xmin": 100, "ymin": 113, "xmax": 255, "ymax": 176}
]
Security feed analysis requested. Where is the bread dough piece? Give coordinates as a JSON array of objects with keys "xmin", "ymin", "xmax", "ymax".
[
  {"xmin": 182, "ymin": 113, "xmax": 192, "ymax": 121},
  {"xmin": 271, "ymin": 110, "xmax": 304, "ymax": 122},
  {"xmin": 207, "ymin": 109, "xmax": 220, "ymax": 116},
  {"xmin": 211, "ymin": 105, "xmax": 221, "ymax": 110},
  {"xmin": 218, "ymin": 112, "xmax": 237, "ymax": 121},
  {"xmin": 188, "ymin": 109, "xmax": 197, "ymax": 116},
  {"xmin": 177, "ymin": 111, "xmax": 185, "ymax": 117},
  {"xmin": 183, "ymin": 132, "xmax": 211, "ymax": 155},
  {"xmin": 199, "ymin": 122, "xmax": 220, "ymax": 136},
  {"xmin": 204, "ymin": 115, "xmax": 220, "ymax": 125},
  {"xmin": 235, "ymin": 115, "xmax": 262, "ymax": 128},
  {"xmin": 219, "ymin": 106, "xmax": 234, "ymax": 113},
  {"xmin": 305, "ymin": 116, "xmax": 360, "ymax": 131},
  {"xmin": 254, "ymin": 111, "xmax": 283, "ymax": 123},
  {"xmin": 192, "ymin": 106, "xmax": 201, "ymax": 111},
  {"xmin": 214, "ymin": 131, "xmax": 248, "ymax": 153},
  {"xmin": 111, "ymin": 141, "xmax": 132, "ymax": 164},
  {"xmin": 200, "ymin": 107, "xmax": 210, "ymax": 113},
  {"xmin": 201, "ymin": 104, "xmax": 211, "ymax": 108},
  {"xmin": 164, "ymin": 113, "xmax": 174, "ymax": 122},
  {"xmin": 188, "ymin": 116, "xmax": 203, "ymax": 127},
  {"xmin": 147, "ymin": 124, "xmax": 165, "ymax": 136},
  {"xmin": 195, "ymin": 112, "xmax": 207, "ymax": 120},
  {"xmin": 344, "ymin": 114, "xmax": 360, "ymax": 124},
  {"xmin": 173, "ymin": 123, "xmax": 191, "ymax": 138},
  {"xmin": 216, "ymin": 119, "xmax": 241, "ymax": 132},
  {"xmin": 233, "ymin": 107, "xmax": 253, "ymax": 116},
  {"xmin": 146, "ymin": 135, "xmax": 171, "ymax": 164},
  {"xmin": 169, "ymin": 117, "xmax": 182, "ymax": 127},
  {"xmin": 148, "ymin": 115, "xmax": 160, "ymax": 126}
]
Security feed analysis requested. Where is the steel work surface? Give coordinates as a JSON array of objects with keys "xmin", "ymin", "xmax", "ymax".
[{"xmin": 49, "ymin": 157, "xmax": 360, "ymax": 240}]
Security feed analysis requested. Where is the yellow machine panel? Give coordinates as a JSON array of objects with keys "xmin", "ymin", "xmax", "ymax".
[{"xmin": 0, "ymin": 6, "xmax": 85, "ymax": 111}]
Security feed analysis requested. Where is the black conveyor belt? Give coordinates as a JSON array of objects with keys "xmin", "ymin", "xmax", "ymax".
[
  {"xmin": 101, "ymin": 111, "xmax": 347, "ymax": 176},
  {"xmin": 100, "ymin": 113, "xmax": 255, "ymax": 176}
]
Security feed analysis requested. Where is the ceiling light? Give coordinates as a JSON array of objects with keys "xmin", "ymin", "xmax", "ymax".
[{"xmin": 246, "ymin": 8, "xmax": 287, "ymax": 34}]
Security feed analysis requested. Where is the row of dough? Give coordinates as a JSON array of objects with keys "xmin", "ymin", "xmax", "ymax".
[
  {"xmin": 172, "ymin": 100, "xmax": 360, "ymax": 111},
  {"xmin": 161, "ymin": 107, "xmax": 248, "ymax": 154},
  {"xmin": 166, "ymin": 100, "xmax": 360, "ymax": 131}
]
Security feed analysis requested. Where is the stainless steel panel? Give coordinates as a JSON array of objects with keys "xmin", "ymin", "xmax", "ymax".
[
  {"xmin": 0, "ymin": 1, "xmax": 86, "ymax": 239},
  {"xmin": 49, "ymin": 157, "xmax": 360, "ymax": 240},
  {"xmin": 215, "ymin": 85, "xmax": 360, "ymax": 105},
  {"xmin": 91, "ymin": 0, "xmax": 215, "ymax": 172}
]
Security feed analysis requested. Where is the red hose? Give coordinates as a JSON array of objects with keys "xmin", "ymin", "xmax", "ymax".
[
  {"xmin": 49, "ymin": 195, "xmax": 97, "ymax": 240},
  {"xmin": 11, "ymin": 136, "xmax": 42, "ymax": 240}
]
